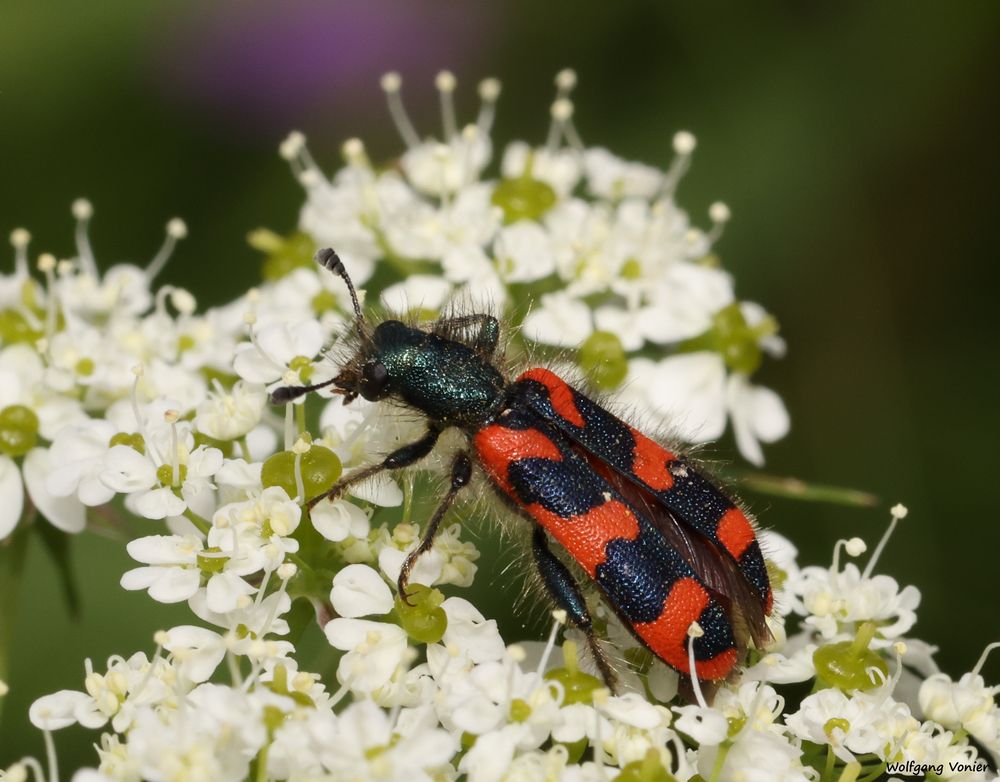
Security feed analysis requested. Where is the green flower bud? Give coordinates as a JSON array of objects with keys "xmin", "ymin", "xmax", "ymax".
[
  {"xmin": 0, "ymin": 310, "xmax": 43, "ymax": 345},
  {"xmin": 0, "ymin": 404, "xmax": 40, "ymax": 457},
  {"xmin": 288, "ymin": 355, "xmax": 315, "ymax": 384},
  {"xmin": 545, "ymin": 640, "xmax": 603, "ymax": 705},
  {"xmin": 156, "ymin": 463, "xmax": 188, "ymax": 487},
  {"xmin": 578, "ymin": 331, "xmax": 628, "ymax": 390},
  {"xmin": 394, "ymin": 584, "xmax": 448, "ymax": 644},
  {"xmin": 813, "ymin": 621, "xmax": 888, "ymax": 692},
  {"xmin": 197, "ymin": 547, "xmax": 229, "ymax": 574},
  {"xmin": 252, "ymin": 229, "xmax": 317, "ymax": 282},
  {"xmin": 680, "ymin": 302, "xmax": 779, "ymax": 376},
  {"xmin": 311, "ymin": 289, "xmax": 338, "ymax": 314},
  {"xmin": 509, "ymin": 698, "xmax": 531, "ymax": 723},
  {"xmin": 109, "ymin": 432, "xmax": 146, "ymax": 455},
  {"xmin": 261, "ymin": 446, "xmax": 342, "ymax": 500},
  {"xmin": 612, "ymin": 749, "xmax": 676, "ymax": 782},
  {"xmin": 491, "ymin": 177, "xmax": 557, "ymax": 223}
]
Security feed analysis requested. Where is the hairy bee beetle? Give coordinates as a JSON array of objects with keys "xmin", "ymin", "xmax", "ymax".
[{"xmin": 273, "ymin": 248, "xmax": 772, "ymax": 692}]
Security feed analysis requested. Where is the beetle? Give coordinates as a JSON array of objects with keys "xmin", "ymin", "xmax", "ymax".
[{"xmin": 273, "ymin": 247, "xmax": 772, "ymax": 693}]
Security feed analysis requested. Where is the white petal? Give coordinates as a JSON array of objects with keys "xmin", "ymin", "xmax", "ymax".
[
  {"xmin": 29, "ymin": 690, "xmax": 90, "ymax": 730},
  {"xmin": 310, "ymin": 498, "xmax": 370, "ymax": 542},
  {"xmin": 23, "ymin": 449, "xmax": 85, "ymax": 533},
  {"xmin": 206, "ymin": 572, "xmax": 256, "ymax": 614},
  {"xmin": 100, "ymin": 445, "xmax": 156, "ymax": 492},
  {"xmin": 331, "ymin": 564, "xmax": 393, "ymax": 618},
  {"xmin": 495, "ymin": 221, "xmax": 555, "ymax": 283},
  {"xmin": 380, "ymin": 275, "xmax": 453, "ymax": 315},
  {"xmin": 522, "ymin": 293, "xmax": 593, "ymax": 347},
  {"xmin": 349, "ymin": 473, "xmax": 403, "ymax": 507},
  {"xmin": 648, "ymin": 353, "xmax": 727, "ymax": 442},
  {"xmin": 132, "ymin": 487, "xmax": 187, "ymax": 520},
  {"xmin": 232, "ymin": 343, "xmax": 283, "ymax": 384},
  {"xmin": 148, "ymin": 568, "xmax": 200, "ymax": 603},
  {"xmin": 378, "ymin": 546, "xmax": 443, "ymax": 588},
  {"xmin": 0, "ymin": 455, "xmax": 24, "ymax": 539},
  {"xmin": 324, "ymin": 617, "xmax": 407, "ymax": 651}
]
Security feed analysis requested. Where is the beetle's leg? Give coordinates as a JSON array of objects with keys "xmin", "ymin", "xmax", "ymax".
[
  {"xmin": 397, "ymin": 452, "xmax": 472, "ymax": 603},
  {"xmin": 531, "ymin": 527, "xmax": 618, "ymax": 691},
  {"xmin": 434, "ymin": 314, "xmax": 500, "ymax": 357},
  {"xmin": 305, "ymin": 424, "xmax": 442, "ymax": 510}
]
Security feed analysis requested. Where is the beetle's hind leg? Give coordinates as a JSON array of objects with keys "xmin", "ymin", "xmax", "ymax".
[
  {"xmin": 397, "ymin": 452, "xmax": 473, "ymax": 603},
  {"xmin": 531, "ymin": 527, "xmax": 618, "ymax": 692}
]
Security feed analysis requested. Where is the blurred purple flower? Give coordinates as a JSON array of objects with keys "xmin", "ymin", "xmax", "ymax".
[{"xmin": 154, "ymin": 0, "xmax": 498, "ymax": 136}]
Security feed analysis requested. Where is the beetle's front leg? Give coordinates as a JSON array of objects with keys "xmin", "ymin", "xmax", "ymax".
[
  {"xmin": 397, "ymin": 452, "xmax": 473, "ymax": 602},
  {"xmin": 305, "ymin": 423, "xmax": 443, "ymax": 510}
]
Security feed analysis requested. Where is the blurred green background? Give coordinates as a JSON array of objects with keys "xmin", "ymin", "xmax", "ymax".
[{"xmin": 2, "ymin": 0, "xmax": 999, "ymax": 769}]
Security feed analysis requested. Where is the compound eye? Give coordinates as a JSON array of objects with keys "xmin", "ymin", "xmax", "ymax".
[{"xmin": 359, "ymin": 360, "xmax": 389, "ymax": 400}]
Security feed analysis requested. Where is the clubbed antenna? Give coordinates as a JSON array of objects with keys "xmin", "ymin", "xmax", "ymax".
[
  {"xmin": 315, "ymin": 248, "xmax": 364, "ymax": 325},
  {"xmin": 270, "ymin": 377, "xmax": 340, "ymax": 405}
]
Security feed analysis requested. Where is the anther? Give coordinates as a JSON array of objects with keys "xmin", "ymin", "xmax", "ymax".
[
  {"xmin": 71, "ymin": 198, "xmax": 94, "ymax": 221},
  {"xmin": 279, "ymin": 131, "xmax": 306, "ymax": 161},
  {"xmin": 555, "ymin": 68, "xmax": 577, "ymax": 96},
  {"xmin": 9, "ymin": 228, "xmax": 30, "ymax": 249},
  {"xmin": 342, "ymin": 137, "xmax": 366, "ymax": 166}
]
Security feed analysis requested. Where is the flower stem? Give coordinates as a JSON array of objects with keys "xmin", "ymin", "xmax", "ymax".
[
  {"xmin": 182, "ymin": 508, "xmax": 211, "ymax": 536},
  {"xmin": 727, "ymin": 470, "xmax": 879, "ymax": 508},
  {"xmin": 0, "ymin": 524, "xmax": 29, "ymax": 726}
]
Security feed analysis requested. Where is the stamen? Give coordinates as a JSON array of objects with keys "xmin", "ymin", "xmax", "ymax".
[
  {"xmin": 861, "ymin": 504, "xmax": 907, "ymax": 580},
  {"xmin": 706, "ymin": 201, "xmax": 731, "ymax": 244},
  {"xmin": 387, "ymin": 647, "xmax": 419, "ymax": 728},
  {"xmin": 554, "ymin": 68, "xmax": 577, "ymax": 98},
  {"xmin": 341, "ymin": 137, "xmax": 368, "ymax": 168},
  {"xmin": 284, "ymin": 402, "xmax": 295, "ymax": 451},
  {"xmin": 434, "ymin": 143, "xmax": 453, "ymax": 206},
  {"xmin": 461, "ymin": 125, "xmax": 479, "ymax": 188},
  {"xmin": 145, "ymin": 218, "xmax": 187, "ymax": 282},
  {"xmin": 435, "ymin": 70, "xmax": 458, "ymax": 140},
  {"xmin": 280, "ymin": 131, "xmax": 325, "ymax": 186},
  {"xmin": 132, "ymin": 631, "xmax": 168, "ymax": 701},
  {"xmin": 687, "ymin": 621, "xmax": 708, "ymax": 709},
  {"xmin": 380, "ymin": 72, "xmax": 421, "ymax": 149},
  {"xmin": 42, "ymin": 729, "xmax": 58, "ymax": 782},
  {"xmin": 546, "ymin": 98, "xmax": 574, "ymax": 156},
  {"xmin": 129, "ymin": 365, "xmax": 163, "ymax": 465},
  {"xmin": 171, "ymin": 288, "xmax": 196, "ymax": 316},
  {"xmin": 476, "ymin": 77, "xmax": 501, "ymax": 136},
  {"xmin": 831, "ymin": 536, "xmax": 867, "ymax": 572},
  {"xmin": 972, "ymin": 642, "xmax": 1000, "ymax": 677},
  {"xmin": 37, "ymin": 254, "xmax": 58, "ymax": 341},
  {"xmin": 10, "ymin": 228, "xmax": 30, "ymax": 277},
  {"xmin": 292, "ymin": 436, "xmax": 310, "ymax": 503},
  {"xmin": 164, "ymin": 409, "xmax": 181, "ymax": 487},
  {"xmin": 71, "ymin": 198, "xmax": 98, "ymax": 278},
  {"xmin": 535, "ymin": 610, "xmax": 567, "ymax": 682},
  {"xmin": 663, "ymin": 131, "xmax": 697, "ymax": 196}
]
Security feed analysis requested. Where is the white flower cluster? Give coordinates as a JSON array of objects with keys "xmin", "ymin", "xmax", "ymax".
[
  {"xmin": 1, "ymin": 72, "xmax": 994, "ymax": 782},
  {"xmin": 285, "ymin": 70, "xmax": 788, "ymax": 465},
  {"xmin": 13, "ymin": 507, "xmax": 1000, "ymax": 782}
]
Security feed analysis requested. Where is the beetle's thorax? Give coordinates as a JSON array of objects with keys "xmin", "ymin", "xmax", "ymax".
[{"xmin": 365, "ymin": 320, "xmax": 506, "ymax": 427}]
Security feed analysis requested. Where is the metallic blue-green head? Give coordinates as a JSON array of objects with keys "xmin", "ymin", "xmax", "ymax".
[{"xmin": 335, "ymin": 319, "xmax": 505, "ymax": 428}]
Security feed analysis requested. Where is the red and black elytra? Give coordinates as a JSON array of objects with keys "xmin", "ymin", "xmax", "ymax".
[{"xmin": 274, "ymin": 248, "xmax": 772, "ymax": 697}]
